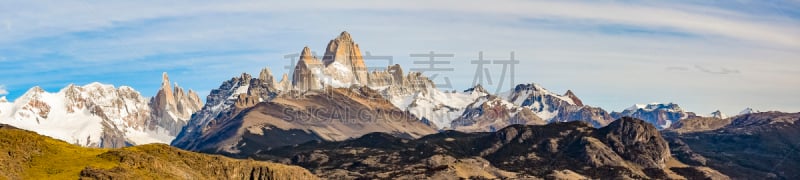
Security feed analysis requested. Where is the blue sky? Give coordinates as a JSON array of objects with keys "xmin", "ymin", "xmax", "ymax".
[{"xmin": 1, "ymin": 0, "xmax": 799, "ymax": 115}]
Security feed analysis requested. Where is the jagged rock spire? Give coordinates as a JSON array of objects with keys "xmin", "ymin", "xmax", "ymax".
[
  {"xmin": 156, "ymin": 72, "xmax": 177, "ymax": 112},
  {"xmin": 338, "ymin": 31, "xmax": 352, "ymax": 41},
  {"xmin": 301, "ymin": 46, "xmax": 313, "ymax": 58},
  {"xmin": 151, "ymin": 72, "xmax": 203, "ymax": 131},
  {"xmin": 322, "ymin": 31, "xmax": 369, "ymax": 85},
  {"xmin": 293, "ymin": 47, "xmax": 323, "ymax": 91},
  {"xmin": 186, "ymin": 89, "xmax": 202, "ymax": 107},
  {"xmin": 277, "ymin": 73, "xmax": 291, "ymax": 91},
  {"xmin": 259, "ymin": 67, "xmax": 276, "ymax": 85}
]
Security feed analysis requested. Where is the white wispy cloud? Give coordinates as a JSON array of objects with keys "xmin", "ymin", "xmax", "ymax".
[
  {"xmin": 2, "ymin": 1, "xmax": 797, "ymax": 48},
  {"xmin": 0, "ymin": 85, "xmax": 8, "ymax": 95}
]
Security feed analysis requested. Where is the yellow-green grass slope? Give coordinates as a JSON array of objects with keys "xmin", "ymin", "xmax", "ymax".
[{"xmin": 0, "ymin": 124, "xmax": 317, "ymax": 180}]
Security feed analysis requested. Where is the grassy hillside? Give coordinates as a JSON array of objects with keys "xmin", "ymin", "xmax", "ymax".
[{"xmin": 0, "ymin": 124, "xmax": 317, "ymax": 180}]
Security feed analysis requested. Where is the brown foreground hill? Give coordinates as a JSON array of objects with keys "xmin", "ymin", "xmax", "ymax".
[{"xmin": 0, "ymin": 124, "xmax": 316, "ymax": 180}]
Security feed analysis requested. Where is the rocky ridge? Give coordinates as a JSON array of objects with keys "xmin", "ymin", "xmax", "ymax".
[{"xmin": 251, "ymin": 118, "xmax": 726, "ymax": 179}]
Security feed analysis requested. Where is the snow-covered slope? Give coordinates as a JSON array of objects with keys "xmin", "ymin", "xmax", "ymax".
[
  {"xmin": 502, "ymin": 83, "xmax": 577, "ymax": 120},
  {"xmin": 385, "ymin": 85, "xmax": 486, "ymax": 129},
  {"xmin": 0, "ymin": 84, "xmax": 141, "ymax": 147},
  {"xmin": 0, "ymin": 96, "xmax": 12, "ymax": 120}
]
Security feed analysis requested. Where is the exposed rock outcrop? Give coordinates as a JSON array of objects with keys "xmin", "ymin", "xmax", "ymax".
[
  {"xmin": 709, "ymin": 110, "xmax": 727, "ymax": 119},
  {"xmin": 597, "ymin": 117, "xmax": 670, "ymax": 169},
  {"xmin": 258, "ymin": 67, "xmax": 277, "ymax": 86},
  {"xmin": 564, "ymin": 90, "xmax": 584, "ymax": 106}
]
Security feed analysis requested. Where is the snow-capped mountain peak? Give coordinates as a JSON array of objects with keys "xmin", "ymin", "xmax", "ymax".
[
  {"xmin": 505, "ymin": 83, "xmax": 579, "ymax": 107},
  {"xmin": 612, "ymin": 102, "xmax": 693, "ymax": 129},
  {"xmin": 624, "ymin": 102, "xmax": 682, "ymax": 112}
]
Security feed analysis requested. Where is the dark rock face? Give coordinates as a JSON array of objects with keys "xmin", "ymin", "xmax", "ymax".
[
  {"xmin": 249, "ymin": 118, "xmax": 716, "ymax": 179},
  {"xmin": 596, "ymin": 117, "xmax": 670, "ymax": 169},
  {"xmin": 665, "ymin": 112, "xmax": 800, "ymax": 179},
  {"xmin": 564, "ymin": 90, "xmax": 584, "ymax": 106}
]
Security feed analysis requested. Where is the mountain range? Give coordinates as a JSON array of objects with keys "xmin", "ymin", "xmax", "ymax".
[
  {"xmin": 0, "ymin": 32, "xmax": 750, "ymax": 148},
  {"xmin": 0, "ymin": 73, "xmax": 201, "ymax": 148},
  {"xmin": 171, "ymin": 32, "xmax": 737, "ymax": 152},
  {"xmin": 1, "ymin": 31, "xmax": 796, "ymax": 179}
]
